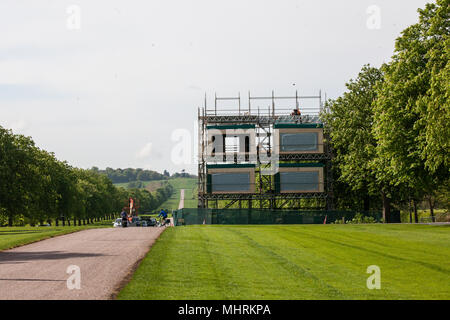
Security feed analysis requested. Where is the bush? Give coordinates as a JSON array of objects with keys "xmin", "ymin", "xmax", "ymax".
[
  {"xmin": 346, "ymin": 213, "xmax": 377, "ymax": 224},
  {"xmin": 334, "ymin": 213, "xmax": 378, "ymax": 224},
  {"xmin": 333, "ymin": 218, "xmax": 346, "ymax": 224},
  {"xmin": 0, "ymin": 208, "xmax": 7, "ymax": 227}
]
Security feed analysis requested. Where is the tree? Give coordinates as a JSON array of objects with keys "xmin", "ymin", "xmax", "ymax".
[
  {"xmin": 373, "ymin": 0, "xmax": 449, "ymax": 221},
  {"xmin": 0, "ymin": 128, "xmax": 38, "ymax": 226},
  {"xmin": 321, "ymin": 65, "xmax": 394, "ymax": 218},
  {"xmin": 0, "ymin": 125, "xmax": 132, "ymax": 226},
  {"xmin": 95, "ymin": 167, "xmax": 165, "ymax": 183},
  {"xmin": 416, "ymin": 0, "xmax": 450, "ymax": 172}
]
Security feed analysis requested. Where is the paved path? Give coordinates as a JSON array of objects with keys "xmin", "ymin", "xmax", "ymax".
[
  {"xmin": 0, "ymin": 227, "xmax": 164, "ymax": 300},
  {"xmin": 178, "ymin": 189, "xmax": 185, "ymax": 209}
]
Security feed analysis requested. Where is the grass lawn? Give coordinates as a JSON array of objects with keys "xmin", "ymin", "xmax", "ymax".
[
  {"xmin": 0, "ymin": 220, "xmax": 113, "ymax": 251},
  {"xmin": 144, "ymin": 180, "xmax": 167, "ymax": 192},
  {"xmin": 114, "ymin": 180, "xmax": 159, "ymax": 189},
  {"xmin": 114, "ymin": 178, "xmax": 197, "ymax": 210},
  {"xmin": 159, "ymin": 178, "xmax": 198, "ymax": 211},
  {"xmin": 118, "ymin": 224, "xmax": 450, "ymax": 300}
]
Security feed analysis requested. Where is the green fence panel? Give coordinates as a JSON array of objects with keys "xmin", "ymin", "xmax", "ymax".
[{"xmin": 173, "ymin": 208, "xmax": 382, "ymax": 226}]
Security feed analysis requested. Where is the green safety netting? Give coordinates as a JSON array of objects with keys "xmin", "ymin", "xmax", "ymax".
[{"xmin": 172, "ymin": 208, "xmax": 382, "ymax": 226}]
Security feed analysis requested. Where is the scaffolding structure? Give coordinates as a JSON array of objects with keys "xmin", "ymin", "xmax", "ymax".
[{"xmin": 198, "ymin": 91, "xmax": 334, "ymax": 211}]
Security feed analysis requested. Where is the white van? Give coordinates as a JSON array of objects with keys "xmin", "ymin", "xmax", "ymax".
[{"xmin": 113, "ymin": 218, "xmax": 123, "ymax": 228}]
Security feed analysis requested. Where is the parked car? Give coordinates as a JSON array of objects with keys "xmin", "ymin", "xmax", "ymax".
[
  {"xmin": 127, "ymin": 217, "xmax": 142, "ymax": 227},
  {"xmin": 113, "ymin": 218, "xmax": 123, "ymax": 228},
  {"xmin": 142, "ymin": 217, "xmax": 157, "ymax": 227}
]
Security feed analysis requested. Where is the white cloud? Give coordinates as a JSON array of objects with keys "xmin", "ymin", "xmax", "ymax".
[{"xmin": 136, "ymin": 143, "xmax": 153, "ymax": 160}]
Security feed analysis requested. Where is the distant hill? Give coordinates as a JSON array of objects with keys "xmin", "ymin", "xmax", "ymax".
[
  {"xmin": 112, "ymin": 179, "xmax": 166, "ymax": 191},
  {"xmin": 159, "ymin": 177, "xmax": 198, "ymax": 210},
  {"xmin": 91, "ymin": 167, "xmax": 197, "ymax": 184},
  {"xmin": 91, "ymin": 167, "xmax": 167, "ymax": 184}
]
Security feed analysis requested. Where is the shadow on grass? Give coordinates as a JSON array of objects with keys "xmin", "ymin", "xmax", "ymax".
[
  {"xmin": 0, "ymin": 230, "xmax": 46, "ymax": 235},
  {"xmin": 0, "ymin": 232, "xmax": 51, "ymax": 236}
]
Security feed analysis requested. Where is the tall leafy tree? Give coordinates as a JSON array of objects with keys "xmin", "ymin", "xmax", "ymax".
[
  {"xmin": 373, "ymin": 0, "xmax": 449, "ymax": 220},
  {"xmin": 0, "ymin": 125, "xmax": 136, "ymax": 226},
  {"xmin": 416, "ymin": 0, "xmax": 450, "ymax": 172},
  {"xmin": 322, "ymin": 65, "xmax": 394, "ymax": 218},
  {"xmin": 0, "ymin": 128, "xmax": 38, "ymax": 225}
]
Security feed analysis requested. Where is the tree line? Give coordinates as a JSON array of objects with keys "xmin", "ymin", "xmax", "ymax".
[
  {"xmin": 321, "ymin": 0, "xmax": 449, "ymax": 222},
  {"xmin": 92, "ymin": 167, "xmax": 167, "ymax": 184},
  {"xmin": 0, "ymin": 126, "xmax": 174, "ymax": 227},
  {"xmin": 93, "ymin": 167, "xmax": 197, "ymax": 184},
  {"xmin": 126, "ymin": 183, "xmax": 174, "ymax": 214}
]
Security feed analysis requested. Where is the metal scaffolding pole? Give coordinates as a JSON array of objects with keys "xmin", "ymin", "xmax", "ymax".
[{"xmin": 198, "ymin": 90, "xmax": 331, "ymax": 211}]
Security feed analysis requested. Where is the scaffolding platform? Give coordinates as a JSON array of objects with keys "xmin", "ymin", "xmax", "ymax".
[{"xmin": 198, "ymin": 91, "xmax": 334, "ymax": 211}]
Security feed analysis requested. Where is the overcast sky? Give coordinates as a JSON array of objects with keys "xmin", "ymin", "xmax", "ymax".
[{"xmin": 0, "ymin": 0, "xmax": 431, "ymax": 174}]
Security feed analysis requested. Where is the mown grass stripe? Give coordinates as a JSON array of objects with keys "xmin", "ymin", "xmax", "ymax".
[{"xmin": 118, "ymin": 225, "xmax": 450, "ymax": 300}]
